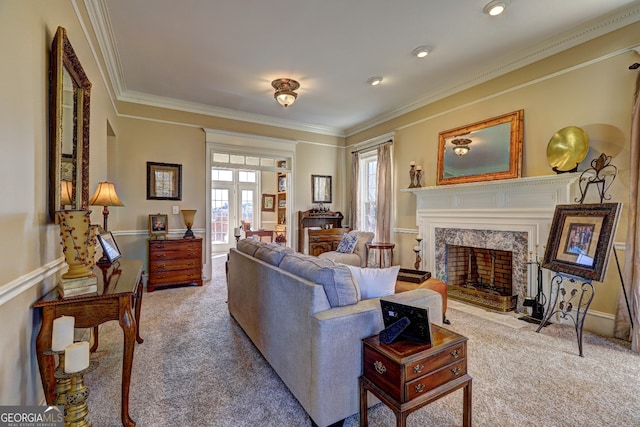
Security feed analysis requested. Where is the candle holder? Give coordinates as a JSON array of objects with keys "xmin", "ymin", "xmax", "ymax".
[
  {"xmin": 44, "ymin": 349, "xmax": 71, "ymax": 407},
  {"xmin": 415, "ymin": 167, "xmax": 423, "ymax": 188},
  {"xmin": 54, "ymin": 360, "xmax": 98, "ymax": 427},
  {"xmin": 414, "ymin": 237, "xmax": 423, "ymax": 270},
  {"xmin": 408, "ymin": 164, "xmax": 416, "ymax": 188}
]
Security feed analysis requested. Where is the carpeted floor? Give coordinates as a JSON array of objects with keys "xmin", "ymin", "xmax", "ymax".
[{"xmin": 85, "ymin": 254, "xmax": 640, "ymax": 426}]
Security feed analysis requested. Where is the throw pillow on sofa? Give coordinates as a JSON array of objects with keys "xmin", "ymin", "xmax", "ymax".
[
  {"xmin": 348, "ymin": 265, "xmax": 400, "ymax": 300},
  {"xmin": 336, "ymin": 233, "xmax": 359, "ymax": 253}
]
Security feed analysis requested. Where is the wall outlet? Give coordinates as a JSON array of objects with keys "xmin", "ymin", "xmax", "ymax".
[{"xmin": 172, "ymin": 205, "xmax": 179, "ymax": 215}]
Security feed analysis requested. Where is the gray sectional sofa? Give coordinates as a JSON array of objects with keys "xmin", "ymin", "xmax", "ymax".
[{"xmin": 226, "ymin": 239, "xmax": 443, "ymax": 427}]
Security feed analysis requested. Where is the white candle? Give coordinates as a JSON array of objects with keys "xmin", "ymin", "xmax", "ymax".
[
  {"xmin": 52, "ymin": 316, "xmax": 74, "ymax": 352},
  {"xmin": 409, "ymin": 161, "xmax": 416, "ymax": 166},
  {"xmin": 414, "ymin": 246, "xmax": 421, "ymax": 251},
  {"xmin": 64, "ymin": 341, "xmax": 90, "ymax": 373},
  {"xmin": 416, "ymin": 234, "xmax": 422, "ymax": 240},
  {"xmin": 416, "ymin": 165, "xmax": 423, "ymax": 171}
]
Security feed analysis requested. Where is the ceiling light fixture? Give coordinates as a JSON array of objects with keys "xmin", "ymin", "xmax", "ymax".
[
  {"xmin": 412, "ymin": 46, "xmax": 431, "ymax": 58},
  {"xmin": 483, "ymin": 0, "xmax": 509, "ymax": 16},
  {"xmin": 451, "ymin": 138, "xmax": 472, "ymax": 156},
  {"xmin": 271, "ymin": 78, "xmax": 299, "ymax": 107},
  {"xmin": 367, "ymin": 76, "xmax": 383, "ymax": 86}
]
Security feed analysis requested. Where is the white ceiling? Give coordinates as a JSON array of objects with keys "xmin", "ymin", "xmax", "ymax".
[{"xmin": 87, "ymin": 0, "xmax": 640, "ymax": 136}]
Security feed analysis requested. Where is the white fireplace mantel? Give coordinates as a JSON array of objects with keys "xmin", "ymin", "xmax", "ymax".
[{"xmin": 403, "ymin": 174, "xmax": 586, "ymax": 298}]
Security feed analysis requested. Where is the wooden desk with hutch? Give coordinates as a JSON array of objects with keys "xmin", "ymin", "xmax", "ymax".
[{"xmin": 297, "ymin": 209, "xmax": 345, "ymax": 254}]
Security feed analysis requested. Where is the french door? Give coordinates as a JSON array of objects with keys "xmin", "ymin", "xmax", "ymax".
[{"xmin": 211, "ymin": 169, "xmax": 257, "ymax": 253}]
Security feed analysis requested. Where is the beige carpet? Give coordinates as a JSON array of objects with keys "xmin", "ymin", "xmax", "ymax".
[{"xmin": 84, "ymin": 254, "xmax": 640, "ymax": 426}]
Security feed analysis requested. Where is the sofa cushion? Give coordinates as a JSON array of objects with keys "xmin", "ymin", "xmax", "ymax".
[
  {"xmin": 336, "ymin": 233, "xmax": 358, "ymax": 254},
  {"xmin": 348, "ymin": 265, "xmax": 400, "ymax": 300},
  {"xmin": 280, "ymin": 253, "xmax": 360, "ymax": 306},
  {"xmin": 317, "ymin": 251, "xmax": 361, "ymax": 267},
  {"xmin": 237, "ymin": 238, "xmax": 267, "ymax": 256},
  {"xmin": 254, "ymin": 244, "xmax": 295, "ymax": 266}
]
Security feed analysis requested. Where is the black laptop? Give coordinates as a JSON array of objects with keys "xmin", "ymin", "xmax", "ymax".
[{"xmin": 380, "ymin": 299, "xmax": 433, "ymax": 345}]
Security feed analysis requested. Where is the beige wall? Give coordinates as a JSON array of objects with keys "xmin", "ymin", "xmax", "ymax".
[
  {"xmin": 0, "ymin": 0, "xmax": 118, "ymax": 404},
  {"xmin": 347, "ymin": 21, "xmax": 640, "ymax": 332},
  {"xmin": 2, "ymin": 1, "xmax": 638, "ymax": 406}
]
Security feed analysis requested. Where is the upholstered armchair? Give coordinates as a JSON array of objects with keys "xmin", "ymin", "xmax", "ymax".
[{"xmin": 317, "ymin": 230, "xmax": 374, "ymax": 267}]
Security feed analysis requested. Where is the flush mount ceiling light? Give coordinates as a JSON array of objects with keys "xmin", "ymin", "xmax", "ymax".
[
  {"xmin": 483, "ymin": 0, "xmax": 509, "ymax": 16},
  {"xmin": 367, "ymin": 76, "xmax": 383, "ymax": 86},
  {"xmin": 271, "ymin": 78, "xmax": 300, "ymax": 107},
  {"xmin": 412, "ymin": 46, "xmax": 431, "ymax": 58},
  {"xmin": 451, "ymin": 138, "xmax": 472, "ymax": 156}
]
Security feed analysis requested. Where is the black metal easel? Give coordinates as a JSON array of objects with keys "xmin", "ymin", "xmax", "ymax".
[{"xmin": 536, "ymin": 153, "xmax": 632, "ymax": 357}]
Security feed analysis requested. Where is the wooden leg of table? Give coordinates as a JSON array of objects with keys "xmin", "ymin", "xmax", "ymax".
[
  {"xmin": 35, "ymin": 309, "xmax": 56, "ymax": 404},
  {"xmin": 463, "ymin": 378, "xmax": 472, "ymax": 427},
  {"xmin": 119, "ymin": 297, "xmax": 137, "ymax": 427},
  {"xmin": 359, "ymin": 378, "xmax": 368, "ymax": 427},
  {"xmin": 134, "ymin": 284, "xmax": 144, "ymax": 344},
  {"xmin": 90, "ymin": 326, "xmax": 99, "ymax": 352},
  {"xmin": 397, "ymin": 412, "xmax": 407, "ymax": 427}
]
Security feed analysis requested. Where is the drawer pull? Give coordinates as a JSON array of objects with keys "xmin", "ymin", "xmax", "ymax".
[
  {"xmin": 373, "ymin": 361, "xmax": 386, "ymax": 375},
  {"xmin": 450, "ymin": 366, "xmax": 462, "ymax": 376},
  {"xmin": 157, "ymin": 264, "xmax": 166, "ymax": 269},
  {"xmin": 412, "ymin": 364, "xmax": 424, "ymax": 374},
  {"xmin": 414, "ymin": 383, "xmax": 425, "ymax": 393},
  {"xmin": 450, "ymin": 349, "xmax": 461, "ymax": 358},
  {"xmin": 187, "ymin": 252, "xmax": 195, "ymax": 256}
]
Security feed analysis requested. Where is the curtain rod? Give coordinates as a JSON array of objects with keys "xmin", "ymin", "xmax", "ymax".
[{"xmin": 351, "ymin": 139, "xmax": 393, "ymax": 154}]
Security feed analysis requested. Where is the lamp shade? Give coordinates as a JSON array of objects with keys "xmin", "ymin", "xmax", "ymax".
[
  {"xmin": 89, "ymin": 182, "xmax": 124, "ymax": 207},
  {"xmin": 60, "ymin": 180, "xmax": 73, "ymax": 205},
  {"xmin": 181, "ymin": 209, "xmax": 196, "ymax": 227}
]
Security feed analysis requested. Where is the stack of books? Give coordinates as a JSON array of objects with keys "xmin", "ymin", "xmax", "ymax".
[{"xmin": 58, "ymin": 274, "xmax": 98, "ymax": 298}]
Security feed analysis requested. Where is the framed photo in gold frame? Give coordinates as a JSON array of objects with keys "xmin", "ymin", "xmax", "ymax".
[
  {"xmin": 262, "ymin": 194, "xmax": 275, "ymax": 212},
  {"xmin": 149, "ymin": 213, "xmax": 169, "ymax": 238}
]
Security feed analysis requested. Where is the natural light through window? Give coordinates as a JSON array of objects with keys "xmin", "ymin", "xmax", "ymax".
[{"xmin": 359, "ymin": 152, "xmax": 377, "ymax": 233}]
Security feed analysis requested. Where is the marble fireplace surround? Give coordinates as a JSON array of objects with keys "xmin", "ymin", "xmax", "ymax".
[{"xmin": 405, "ymin": 173, "xmax": 585, "ymax": 311}]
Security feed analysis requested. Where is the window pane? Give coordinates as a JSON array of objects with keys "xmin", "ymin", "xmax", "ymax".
[
  {"xmin": 229, "ymin": 154, "xmax": 245, "ymax": 164},
  {"xmin": 212, "ymin": 168, "xmax": 233, "ymax": 181},
  {"xmin": 212, "ymin": 153, "xmax": 229, "ymax": 163},
  {"xmin": 239, "ymin": 171, "xmax": 256, "ymax": 183},
  {"xmin": 211, "ymin": 189, "xmax": 229, "ymax": 244},
  {"xmin": 359, "ymin": 156, "xmax": 377, "ymax": 233},
  {"xmin": 241, "ymin": 190, "xmax": 253, "ymax": 227}
]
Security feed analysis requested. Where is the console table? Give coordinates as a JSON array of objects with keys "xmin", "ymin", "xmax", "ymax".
[
  {"xmin": 297, "ymin": 209, "xmax": 344, "ymax": 252},
  {"xmin": 33, "ymin": 260, "xmax": 144, "ymax": 427},
  {"xmin": 359, "ymin": 325, "xmax": 472, "ymax": 426}
]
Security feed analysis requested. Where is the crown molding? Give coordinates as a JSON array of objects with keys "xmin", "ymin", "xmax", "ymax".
[{"xmin": 345, "ymin": 3, "xmax": 640, "ymax": 136}]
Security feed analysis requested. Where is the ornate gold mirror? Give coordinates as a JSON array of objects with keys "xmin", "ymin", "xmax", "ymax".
[
  {"xmin": 49, "ymin": 26, "xmax": 91, "ymax": 220},
  {"xmin": 437, "ymin": 110, "xmax": 524, "ymax": 185}
]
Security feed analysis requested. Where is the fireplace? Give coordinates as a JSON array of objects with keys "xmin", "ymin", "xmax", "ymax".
[
  {"xmin": 404, "ymin": 174, "xmax": 584, "ymax": 312},
  {"xmin": 435, "ymin": 228, "xmax": 527, "ymax": 312}
]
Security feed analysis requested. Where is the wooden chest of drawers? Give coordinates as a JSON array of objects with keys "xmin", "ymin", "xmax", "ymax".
[
  {"xmin": 147, "ymin": 238, "xmax": 202, "ymax": 292},
  {"xmin": 360, "ymin": 325, "xmax": 472, "ymax": 426}
]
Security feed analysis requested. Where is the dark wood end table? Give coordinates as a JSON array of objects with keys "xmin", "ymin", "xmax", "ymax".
[
  {"xmin": 359, "ymin": 325, "xmax": 472, "ymax": 426},
  {"xmin": 33, "ymin": 259, "xmax": 144, "ymax": 427}
]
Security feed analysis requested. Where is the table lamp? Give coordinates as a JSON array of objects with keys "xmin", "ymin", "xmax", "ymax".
[
  {"xmin": 181, "ymin": 209, "xmax": 197, "ymax": 238},
  {"xmin": 89, "ymin": 182, "xmax": 124, "ymax": 232}
]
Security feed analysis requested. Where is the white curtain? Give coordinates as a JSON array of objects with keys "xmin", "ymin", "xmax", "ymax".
[
  {"xmin": 350, "ymin": 151, "xmax": 360, "ymax": 230},
  {"xmin": 375, "ymin": 142, "xmax": 392, "ymax": 242},
  {"xmin": 615, "ymin": 71, "xmax": 640, "ymax": 352}
]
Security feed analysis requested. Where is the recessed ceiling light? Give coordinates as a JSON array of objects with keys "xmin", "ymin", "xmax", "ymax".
[
  {"xmin": 412, "ymin": 46, "xmax": 431, "ymax": 58},
  {"xmin": 483, "ymin": 0, "xmax": 509, "ymax": 16},
  {"xmin": 367, "ymin": 76, "xmax": 383, "ymax": 86}
]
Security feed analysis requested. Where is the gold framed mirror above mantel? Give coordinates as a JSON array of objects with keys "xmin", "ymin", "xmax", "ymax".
[
  {"xmin": 49, "ymin": 26, "xmax": 92, "ymax": 220},
  {"xmin": 437, "ymin": 110, "xmax": 523, "ymax": 185}
]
